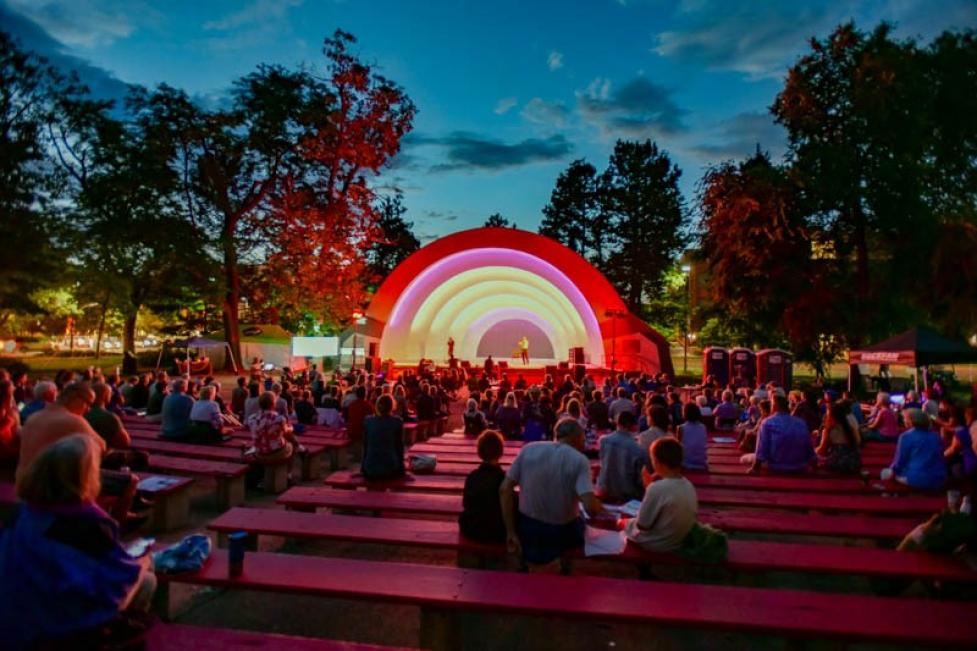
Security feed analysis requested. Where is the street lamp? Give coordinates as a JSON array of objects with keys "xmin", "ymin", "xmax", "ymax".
[
  {"xmin": 351, "ymin": 310, "xmax": 364, "ymax": 370},
  {"xmin": 681, "ymin": 264, "xmax": 692, "ymax": 375}
]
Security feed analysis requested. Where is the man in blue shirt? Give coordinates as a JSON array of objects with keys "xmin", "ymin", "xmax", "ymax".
[
  {"xmin": 160, "ymin": 378, "xmax": 195, "ymax": 440},
  {"xmin": 748, "ymin": 394, "xmax": 815, "ymax": 474},
  {"xmin": 597, "ymin": 411, "xmax": 648, "ymax": 501},
  {"xmin": 20, "ymin": 381, "xmax": 57, "ymax": 424},
  {"xmin": 882, "ymin": 408, "xmax": 947, "ymax": 492}
]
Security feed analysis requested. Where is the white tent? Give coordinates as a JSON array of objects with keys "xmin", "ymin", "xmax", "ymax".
[{"xmin": 155, "ymin": 337, "xmax": 239, "ymax": 373}]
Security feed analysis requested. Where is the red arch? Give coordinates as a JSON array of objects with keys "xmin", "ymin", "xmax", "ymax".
[{"xmin": 367, "ymin": 227, "xmax": 673, "ymax": 376}]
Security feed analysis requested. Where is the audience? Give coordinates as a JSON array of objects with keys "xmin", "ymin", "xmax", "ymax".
[
  {"xmin": 815, "ymin": 402, "xmax": 862, "ymax": 474},
  {"xmin": 676, "ymin": 403, "xmax": 708, "ymax": 471},
  {"xmin": 361, "ymin": 395, "xmax": 406, "ymax": 480},
  {"xmin": 459, "ymin": 430, "xmax": 507, "ymax": 544},
  {"xmin": 713, "ymin": 390, "xmax": 739, "ymax": 429},
  {"xmin": 863, "ymin": 392, "xmax": 901, "ymax": 442},
  {"xmin": 187, "ymin": 385, "xmax": 226, "ymax": 443},
  {"xmin": 463, "ymin": 398, "xmax": 488, "ymax": 437},
  {"xmin": 295, "ymin": 390, "xmax": 318, "ymax": 426},
  {"xmin": 882, "ymin": 408, "xmax": 947, "ymax": 492},
  {"xmin": 0, "ymin": 380, "xmax": 21, "ymax": 463},
  {"xmin": 625, "ymin": 437, "xmax": 698, "ymax": 552},
  {"xmin": 245, "ymin": 391, "xmax": 304, "ymax": 470},
  {"xmin": 495, "ymin": 392, "xmax": 523, "ymax": 439},
  {"xmin": 0, "ymin": 435, "xmax": 156, "ymax": 649},
  {"xmin": 159, "ymin": 379, "xmax": 194, "ymax": 440},
  {"xmin": 144, "ymin": 380, "xmax": 168, "ymax": 422},
  {"xmin": 20, "ymin": 380, "xmax": 57, "ymax": 424},
  {"xmin": 501, "ymin": 418, "xmax": 603, "ymax": 570},
  {"xmin": 597, "ymin": 411, "xmax": 646, "ymax": 501},
  {"xmin": 638, "ymin": 404, "xmax": 671, "ymax": 461},
  {"xmin": 746, "ymin": 394, "xmax": 816, "ymax": 474},
  {"xmin": 84, "ymin": 382, "xmax": 131, "ymax": 450}
]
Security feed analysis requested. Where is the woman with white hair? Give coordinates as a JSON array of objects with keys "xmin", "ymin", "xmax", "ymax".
[
  {"xmin": 463, "ymin": 398, "xmax": 488, "ymax": 437},
  {"xmin": 187, "ymin": 384, "xmax": 227, "ymax": 443},
  {"xmin": 863, "ymin": 392, "xmax": 901, "ymax": 442}
]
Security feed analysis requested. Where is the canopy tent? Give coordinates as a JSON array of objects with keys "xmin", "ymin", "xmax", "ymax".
[
  {"xmin": 156, "ymin": 337, "xmax": 239, "ymax": 374},
  {"xmin": 847, "ymin": 326, "xmax": 977, "ymax": 392}
]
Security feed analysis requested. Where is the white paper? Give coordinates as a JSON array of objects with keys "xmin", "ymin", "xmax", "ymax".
[
  {"xmin": 711, "ymin": 436, "xmax": 736, "ymax": 444},
  {"xmin": 584, "ymin": 525, "xmax": 627, "ymax": 557},
  {"xmin": 137, "ymin": 476, "xmax": 180, "ymax": 492}
]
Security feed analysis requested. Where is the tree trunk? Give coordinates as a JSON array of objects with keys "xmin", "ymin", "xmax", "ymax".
[
  {"xmin": 222, "ymin": 231, "xmax": 243, "ymax": 372},
  {"xmin": 94, "ymin": 297, "xmax": 109, "ymax": 360},
  {"xmin": 122, "ymin": 313, "xmax": 138, "ymax": 375}
]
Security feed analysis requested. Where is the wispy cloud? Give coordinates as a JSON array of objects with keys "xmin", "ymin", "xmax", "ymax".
[
  {"xmin": 577, "ymin": 75, "xmax": 687, "ymax": 137},
  {"xmin": 687, "ymin": 111, "xmax": 787, "ymax": 162},
  {"xmin": 203, "ymin": 0, "xmax": 304, "ymax": 31},
  {"xmin": 494, "ymin": 97, "xmax": 518, "ymax": 114},
  {"xmin": 521, "ymin": 97, "xmax": 570, "ymax": 127},
  {"xmin": 547, "ymin": 50, "xmax": 563, "ymax": 70},
  {"xmin": 409, "ymin": 132, "xmax": 573, "ymax": 173},
  {"xmin": 4, "ymin": 0, "xmax": 157, "ymax": 48}
]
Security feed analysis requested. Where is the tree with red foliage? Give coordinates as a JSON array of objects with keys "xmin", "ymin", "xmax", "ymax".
[{"xmin": 265, "ymin": 30, "xmax": 415, "ymax": 328}]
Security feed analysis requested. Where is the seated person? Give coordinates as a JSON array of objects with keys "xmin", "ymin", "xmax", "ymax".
[
  {"xmin": 882, "ymin": 408, "xmax": 947, "ymax": 492},
  {"xmin": 186, "ymin": 385, "xmax": 227, "ymax": 443},
  {"xmin": 676, "ymin": 403, "xmax": 708, "ymax": 471},
  {"xmin": 144, "ymin": 380, "xmax": 168, "ymax": 422},
  {"xmin": 944, "ymin": 405, "xmax": 977, "ymax": 483},
  {"xmin": 863, "ymin": 392, "xmax": 901, "ymax": 442},
  {"xmin": 494, "ymin": 392, "xmax": 523, "ymax": 439},
  {"xmin": 745, "ymin": 394, "xmax": 816, "ymax": 474},
  {"xmin": 230, "ymin": 377, "xmax": 248, "ymax": 418},
  {"xmin": 638, "ymin": 404, "xmax": 671, "ymax": 463},
  {"xmin": 625, "ymin": 437, "xmax": 698, "ymax": 552},
  {"xmin": 294, "ymin": 390, "xmax": 318, "ymax": 426},
  {"xmin": 20, "ymin": 380, "xmax": 57, "ymax": 424},
  {"xmin": 695, "ymin": 394, "xmax": 713, "ymax": 418},
  {"xmin": 712, "ymin": 390, "xmax": 740, "ymax": 429},
  {"xmin": 245, "ymin": 392, "xmax": 305, "ymax": 467},
  {"xmin": 0, "ymin": 379, "xmax": 22, "ymax": 463},
  {"xmin": 159, "ymin": 379, "xmax": 194, "ymax": 440},
  {"xmin": 463, "ymin": 399, "xmax": 489, "ymax": 437},
  {"xmin": 597, "ymin": 411, "xmax": 647, "ymax": 502},
  {"xmin": 0, "ymin": 435, "xmax": 156, "ymax": 650},
  {"xmin": 459, "ymin": 430, "xmax": 508, "ymax": 544},
  {"xmin": 361, "ymin": 395, "xmax": 405, "ymax": 480},
  {"xmin": 815, "ymin": 403, "xmax": 862, "ymax": 474},
  {"xmin": 84, "ymin": 382, "xmax": 131, "ymax": 450},
  {"xmin": 243, "ymin": 382, "xmax": 262, "ymax": 421},
  {"xmin": 500, "ymin": 418, "xmax": 604, "ymax": 570}
]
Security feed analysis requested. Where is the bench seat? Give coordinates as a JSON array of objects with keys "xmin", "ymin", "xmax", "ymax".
[
  {"xmin": 147, "ymin": 455, "xmax": 247, "ymax": 511},
  {"xmin": 156, "ymin": 550, "xmax": 977, "ymax": 648}
]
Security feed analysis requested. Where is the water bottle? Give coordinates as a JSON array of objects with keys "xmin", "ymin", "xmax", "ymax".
[{"xmin": 228, "ymin": 531, "xmax": 248, "ymax": 578}]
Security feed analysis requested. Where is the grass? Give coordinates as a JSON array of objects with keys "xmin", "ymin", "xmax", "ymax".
[{"xmin": 0, "ymin": 354, "xmax": 125, "ymax": 375}]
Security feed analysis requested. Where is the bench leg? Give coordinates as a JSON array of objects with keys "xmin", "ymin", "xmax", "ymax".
[
  {"xmin": 216, "ymin": 475, "xmax": 246, "ymax": 511},
  {"xmin": 301, "ymin": 451, "xmax": 324, "ymax": 481},
  {"xmin": 420, "ymin": 607, "xmax": 461, "ymax": 651},
  {"xmin": 263, "ymin": 462, "xmax": 289, "ymax": 494},
  {"xmin": 151, "ymin": 581, "xmax": 171, "ymax": 621},
  {"xmin": 148, "ymin": 487, "xmax": 191, "ymax": 533}
]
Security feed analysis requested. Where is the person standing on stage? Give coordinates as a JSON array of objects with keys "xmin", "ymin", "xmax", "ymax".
[
  {"xmin": 447, "ymin": 337, "xmax": 455, "ymax": 361},
  {"xmin": 519, "ymin": 336, "xmax": 530, "ymax": 365}
]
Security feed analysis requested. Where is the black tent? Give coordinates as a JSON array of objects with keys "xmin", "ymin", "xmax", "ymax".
[{"xmin": 848, "ymin": 326, "xmax": 977, "ymax": 391}]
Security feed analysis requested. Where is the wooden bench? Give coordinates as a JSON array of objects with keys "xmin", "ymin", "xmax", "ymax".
[
  {"xmin": 136, "ymin": 474, "xmax": 195, "ymax": 532},
  {"xmin": 145, "ymin": 623, "xmax": 412, "ymax": 650},
  {"xmin": 154, "ymin": 550, "xmax": 977, "ymax": 648},
  {"xmin": 147, "ymin": 455, "xmax": 248, "ymax": 511},
  {"xmin": 210, "ymin": 507, "xmax": 976, "ymax": 584},
  {"xmin": 325, "ymin": 470, "xmax": 888, "ymax": 495},
  {"xmin": 419, "ymin": 436, "xmax": 524, "ymax": 448}
]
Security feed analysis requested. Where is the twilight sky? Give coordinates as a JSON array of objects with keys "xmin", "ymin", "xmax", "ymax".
[{"xmin": 2, "ymin": 0, "xmax": 975, "ymax": 242}]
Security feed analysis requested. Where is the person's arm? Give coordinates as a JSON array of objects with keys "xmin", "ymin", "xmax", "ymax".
[
  {"xmin": 889, "ymin": 433, "xmax": 908, "ymax": 475},
  {"xmin": 499, "ymin": 477, "xmax": 520, "ymax": 555},
  {"xmin": 113, "ymin": 416, "xmax": 131, "ymax": 449},
  {"xmin": 815, "ymin": 427, "xmax": 829, "ymax": 456},
  {"xmin": 749, "ymin": 422, "xmax": 768, "ymax": 474},
  {"xmin": 944, "ymin": 434, "xmax": 962, "ymax": 458},
  {"xmin": 575, "ymin": 455, "xmax": 603, "ymax": 517},
  {"xmin": 580, "ymin": 491, "xmax": 603, "ymax": 518}
]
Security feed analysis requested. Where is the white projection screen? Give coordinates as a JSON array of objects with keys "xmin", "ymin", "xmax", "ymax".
[{"xmin": 291, "ymin": 336, "xmax": 339, "ymax": 357}]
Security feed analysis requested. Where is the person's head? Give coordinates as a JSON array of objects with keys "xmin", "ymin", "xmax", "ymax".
[
  {"xmin": 466, "ymin": 398, "xmax": 478, "ymax": 413},
  {"xmin": 171, "ymin": 378, "xmax": 187, "ymax": 394},
  {"xmin": 199, "ymin": 385, "xmax": 216, "ymax": 401},
  {"xmin": 301, "ymin": 390, "xmax": 312, "ymax": 402},
  {"xmin": 616, "ymin": 410, "xmax": 637, "ymax": 431},
  {"xmin": 617, "ymin": 387, "xmax": 627, "ymax": 399},
  {"xmin": 649, "ymin": 404, "xmax": 670, "ymax": 431},
  {"xmin": 17, "ymin": 434, "xmax": 102, "ymax": 506},
  {"xmin": 271, "ymin": 382, "xmax": 282, "ymax": 396},
  {"xmin": 721, "ymin": 389, "xmax": 734, "ymax": 403},
  {"xmin": 90, "ymin": 382, "xmax": 111, "ymax": 407},
  {"xmin": 247, "ymin": 382, "xmax": 260, "ymax": 398},
  {"xmin": 683, "ymin": 402, "xmax": 701, "ymax": 423},
  {"xmin": 476, "ymin": 430, "xmax": 504, "ymax": 463},
  {"xmin": 355, "ymin": 385, "xmax": 366, "ymax": 400},
  {"xmin": 58, "ymin": 382, "xmax": 95, "ymax": 416},
  {"xmin": 34, "ymin": 380, "xmax": 57, "ymax": 403},
  {"xmin": 904, "ymin": 389, "xmax": 916, "ymax": 403},
  {"xmin": 258, "ymin": 391, "xmax": 276, "ymax": 411},
  {"xmin": 592, "ymin": 390, "xmax": 602, "ymax": 402},
  {"xmin": 903, "ymin": 407, "xmax": 929, "ymax": 430},
  {"xmin": 504, "ymin": 391, "xmax": 516, "ymax": 407},
  {"xmin": 650, "ymin": 436, "xmax": 683, "ymax": 475},
  {"xmin": 567, "ymin": 398, "xmax": 582, "ymax": 418},
  {"xmin": 759, "ymin": 398, "xmax": 772, "ymax": 416},
  {"xmin": 876, "ymin": 391, "xmax": 891, "ymax": 407},
  {"xmin": 376, "ymin": 394, "xmax": 393, "ymax": 416},
  {"xmin": 236, "ymin": 377, "xmax": 246, "ymax": 388},
  {"xmin": 771, "ymin": 393, "xmax": 791, "ymax": 413},
  {"xmin": 695, "ymin": 395, "xmax": 709, "ymax": 409},
  {"xmin": 554, "ymin": 417, "xmax": 586, "ymax": 450}
]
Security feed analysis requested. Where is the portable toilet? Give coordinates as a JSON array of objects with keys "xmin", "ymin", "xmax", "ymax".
[
  {"xmin": 757, "ymin": 348, "xmax": 793, "ymax": 390},
  {"xmin": 729, "ymin": 348, "xmax": 756, "ymax": 388},
  {"xmin": 702, "ymin": 347, "xmax": 730, "ymax": 386}
]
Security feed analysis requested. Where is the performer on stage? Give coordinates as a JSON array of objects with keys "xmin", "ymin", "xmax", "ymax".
[
  {"xmin": 484, "ymin": 355, "xmax": 495, "ymax": 378},
  {"xmin": 519, "ymin": 336, "xmax": 530, "ymax": 365},
  {"xmin": 447, "ymin": 336, "xmax": 455, "ymax": 361}
]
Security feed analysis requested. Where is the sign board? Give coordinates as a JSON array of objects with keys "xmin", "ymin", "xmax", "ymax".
[{"xmin": 291, "ymin": 336, "xmax": 340, "ymax": 357}]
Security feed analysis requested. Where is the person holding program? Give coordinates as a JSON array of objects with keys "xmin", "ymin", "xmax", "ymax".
[{"xmin": 625, "ymin": 437, "xmax": 699, "ymax": 552}]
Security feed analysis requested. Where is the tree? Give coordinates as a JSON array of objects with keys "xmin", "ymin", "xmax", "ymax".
[
  {"xmin": 539, "ymin": 159, "xmax": 597, "ymax": 256},
  {"xmin": 484, "ymin": 213, "xmax": 516, "ymax": 228},
  {"xmin": 0, "ymin": 32, "xmax": 63, "ymax": 326},
  {"xmin": 365, "ymin": 191, "xmax": 420, "ymax": 285},
  {"xmin": 265, "ymin": 30, "xmax": 416, "ymax": 329},
  {"xmin": 601, "ymin": 140, "xmax": 687, "ymax": 313}
]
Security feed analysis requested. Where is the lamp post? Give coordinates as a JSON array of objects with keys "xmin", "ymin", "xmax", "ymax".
[
  {"xmin": 604, "ymin": 310, "xmax": 627, "ymax": 372},
  {"xmin": 351, "ymin": 310, "xmax": 364, "ymax": 370},
  {"xmin": 681, "ymin": 264, "xmax": 692, "ymax": 374}
]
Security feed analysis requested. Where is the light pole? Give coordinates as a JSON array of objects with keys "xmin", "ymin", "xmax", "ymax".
[
  {"xmin": 681, "ymin": 264, "xmax": 692, "ymax": 375},
  {"xmin": 604, "ymin": 310, "xmax": 626, "ymax": 372},
  {"xmin": 351, "ymin": 310, "xmax": 364, "ymax": 370}
]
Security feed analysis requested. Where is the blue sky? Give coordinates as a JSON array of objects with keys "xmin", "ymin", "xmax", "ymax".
[{"xmin": 3, "ymin": 0, "xmax": 975, "ymax": 242}]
